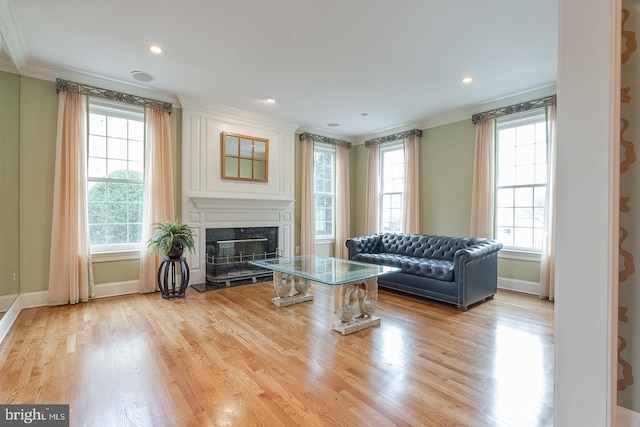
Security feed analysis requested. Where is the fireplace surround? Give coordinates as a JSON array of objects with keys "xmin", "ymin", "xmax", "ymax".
[{"xmin": 192, "ymin": 227, "xmax": 279, "ymax": 291}]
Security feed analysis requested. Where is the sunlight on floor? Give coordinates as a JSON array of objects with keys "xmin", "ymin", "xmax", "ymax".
[{"xmin": 492, "ymin": 322, "xmax": 549, "ymax": 426}]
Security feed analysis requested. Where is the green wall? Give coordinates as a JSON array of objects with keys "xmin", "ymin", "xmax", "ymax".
[
  {"xmin": 420, "ymin": 121, "xmax": 475, "ymax": 236},
  {"xmin": 0, "ymin": 71, "xmax": 20, "ymax": 299},
  {"xmin": 20, "ymin": 76, "xmax": 57, "ymax": 294}
]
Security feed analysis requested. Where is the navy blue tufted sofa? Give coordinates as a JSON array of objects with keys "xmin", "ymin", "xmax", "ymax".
[{"xmin": 346, "ymin": 233, "xmax": 503, "ymax": 310}]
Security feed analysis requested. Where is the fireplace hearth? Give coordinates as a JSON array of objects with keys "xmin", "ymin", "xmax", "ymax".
[{"xmin": 192, "ymin": 227, "xmax": 279, "ymax": 292}]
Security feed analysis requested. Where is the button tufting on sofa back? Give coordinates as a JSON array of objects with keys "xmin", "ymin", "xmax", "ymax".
[{"xmin": 380, "ymin": 233, "xmax": 473, "ymax": 261}]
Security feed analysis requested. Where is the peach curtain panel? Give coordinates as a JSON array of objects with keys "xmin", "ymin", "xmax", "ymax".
[
  {"xmin": 48, "ymin": 91, "xmax": 94, "ymax": 305},
  {"xmin": 300, "ymin": 136, "xmax": 316, "ymax": 255},
  {"xmin": 365, "ymin": 143, "xmax": 380, "ymax": 234},
  {"xmin": 139, "ymin": 108, "xmax": 175, "ymax": 293},
  {"xmin": 469, "ymin": 118, "xmax": 495, "ymax": 238},
  {"xmin": 403, "ymin": 134, "xmax": 420, "ymax": 233},
  {"xmin": 539, "ymin": 105, "xmax": 557, "ymax": 300},
  {"xmin": 335, "ymin": 145, "xmax": 351, "ymax": 258}
]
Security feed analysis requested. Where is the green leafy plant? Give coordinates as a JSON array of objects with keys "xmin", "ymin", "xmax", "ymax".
[{"xmin": 147, "ymin": 219, "xmax": 196, "ymax": 258}]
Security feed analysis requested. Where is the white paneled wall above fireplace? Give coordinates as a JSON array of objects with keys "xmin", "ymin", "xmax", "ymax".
[{"xmin": 181, "ymin": 100, "xmax": 298, "ymax": 285}]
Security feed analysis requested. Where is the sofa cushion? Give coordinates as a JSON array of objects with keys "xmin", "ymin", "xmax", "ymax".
[
  {"xmin": 353, "ymin": 252, "xmax": 455, "ymax": 282},
  {"xmin": 379, "ymin": 233, "xmax": 476, "ymax": 261}
]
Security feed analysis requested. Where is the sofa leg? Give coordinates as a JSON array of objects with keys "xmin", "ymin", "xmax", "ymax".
[{"xmin": 456, "ymin": 305, "xmax": 468, "ymax": 312}]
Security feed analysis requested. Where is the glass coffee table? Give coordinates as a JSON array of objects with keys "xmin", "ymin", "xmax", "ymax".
[{"xmin": 249, "ymin": 255, "xmax": 399, "ymax": 335}]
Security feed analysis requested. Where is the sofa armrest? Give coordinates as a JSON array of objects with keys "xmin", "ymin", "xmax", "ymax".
[
  {"xmin": 453, "ymin": 240, "xmax": 503, "ymax": 266},
  {"xmin": 345, "ymin": 234, "xmax": 382, "ymax": 259},
  {"xmin": 454, "ymin": 240, "xmax": 503, "ymax": 308}
]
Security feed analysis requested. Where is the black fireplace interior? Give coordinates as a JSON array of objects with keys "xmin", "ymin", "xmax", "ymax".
[{"xmin": 192, "ymin": 227, "xmax": 279, "ymax": 292}]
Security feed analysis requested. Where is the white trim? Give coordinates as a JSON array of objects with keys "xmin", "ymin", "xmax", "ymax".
[
  {"xmin": 92, "ymin": 250, "xmax": 141, "ymax": 262},
  {"xmin": 94, "ymin": 280, "xmax": 140, "ymax": 298},
  {"xmin": 315, "ymin": 238, "xmax": 335, "ymax": 245},
  {"xmin": 555, "ymin": 0, "xmax": 619, "ymax": 424},
  {"xmin": 498, "ymin": 277, "xmax": 540, "ymax": 295},
  {"xmin": 0, "ymin": 293, "xmax": 18, "ymax": 312},
  {"xmin": 0, "ymin": 296, "xmax": 21, "ymax": 345},
  {"xmin": 19, "ymin": 290, "xmax": 49, "ymax": 309},
  {"xmin": 617, "ymin": 406, "xmax": 640, "ymax": 427},
  {"xmin": 0, "ymin": 0, "xmax": 27, "ymax": 72},
  {"xmin": 498, "ymin": 249, "xmax": 541, "ymax": 262}
]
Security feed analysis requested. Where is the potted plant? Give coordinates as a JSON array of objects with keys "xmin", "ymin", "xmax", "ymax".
[{"xmin": 147, "ymin": 219, "xmax": 196, "ymax": 259}]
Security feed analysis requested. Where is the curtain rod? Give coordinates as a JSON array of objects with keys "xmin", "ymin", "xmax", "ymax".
[
  {"xmin": 55, "ymin": 78, "xmax": 173, "ymax": 114},
  {"xmin": 364, "ymin": 129, "xmax": 422, "ymax": 147},
  {"xmin": 300, "ymin": 132, "xmax": 352, "ymax": 149},
  {"xmin": 471, "ymin": 95, "xmax": 556, "ymax": 124}
]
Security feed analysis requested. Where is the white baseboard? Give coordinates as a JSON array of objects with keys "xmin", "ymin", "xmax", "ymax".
[
  {"xmin": 19, "ymin": 290, "xmax": 49, "ymax": 309},
  {"xmin": 94, "ymin": 280, "xmax": 140, "ymax": 299},
  {"xmin": 618, "ymin": 406, "xmax": 640, "ymax": 426},
  {"xmin": 0, "ymin": 297, "xmax": 22, "ymax": 346},
  {"xmin": 0, "ymin": 293, "xmax": 19, "ymax": 312},
  {"xmin": 498, "ymin": 277, "xmax": 540, "ymax": 295}
]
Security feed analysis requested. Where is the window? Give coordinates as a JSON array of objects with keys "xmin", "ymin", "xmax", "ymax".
[
  {"xmin": 313, "ymin": 142, "xmax": 335, "ymax": 240},
  {"xmin": 494, "ymin": 109, "xmax": 548, "ymax": 252},
  {"xmin": 380, "ymin": 142, "xmax": 404, "ymax": 232},
  {"xmin": 87, "ymin": 100, "xmax": 145, "ymax": 252}
]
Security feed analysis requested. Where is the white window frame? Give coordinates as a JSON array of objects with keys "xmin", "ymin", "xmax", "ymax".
[
  {"xmin": 87, "ymin": 99, "xmax": 146, "ymax": 257},
  {"xmin": 379, "ymin": 141, "xmax": 405, "ymax": 233},
  {"xmin": 313, "ymin": 142, "xmax": 336, "ymax": 243},
  {"xmin": 494, "ymin": 108, "xmax": 549, "ymax": 260}
]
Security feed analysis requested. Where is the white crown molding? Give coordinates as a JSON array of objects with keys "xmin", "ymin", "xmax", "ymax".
[
  {"xmin": 0, "ymin": 0, "xmax": 27, "ymax": 72},
  {"xmin": 18, "ymin": 59, "xmax": 182, "ymax": 107},
  {"xmin": 179, "ymin": 95, "xmax": 300, "ymax": 133},
  {"xmin": 352, "ymin": 83, "xmax": 558, "ymax": 144}
]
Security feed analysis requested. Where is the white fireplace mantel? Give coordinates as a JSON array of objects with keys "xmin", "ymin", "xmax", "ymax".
[{"xmin": 190, "ymin": 195, "xmax": 294, "ymax": 211}]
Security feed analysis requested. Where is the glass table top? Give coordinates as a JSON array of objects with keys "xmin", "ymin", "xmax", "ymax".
[{"xmin": 249, "ymin": 255, "xmax": 399, "ymax": 286}]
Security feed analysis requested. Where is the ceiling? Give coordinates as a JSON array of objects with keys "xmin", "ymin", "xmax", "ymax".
[{"xmin": 0, "ymin": 0, "xmax": 558, "ymax": 139}]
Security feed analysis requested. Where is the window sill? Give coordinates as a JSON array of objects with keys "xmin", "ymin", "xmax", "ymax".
[
  {"xmin": 498, "ymin": 249, "xmax": 541, "ymax": 262},
  {"xmin": 92, "ymin": 249, "xmax": 141, "ymax": 262},
  {"xmin": 316, "ymin": 238, "xmax": 335, "ymax": 245}
]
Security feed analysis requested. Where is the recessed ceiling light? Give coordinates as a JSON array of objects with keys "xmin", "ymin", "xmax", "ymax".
[
  {"xmin": 327, "ymin": 123, "xmax": 339, "ymax": 127},
  {"xmin": 462, "ymin": 76, "xmax": 473, "ymax": 84},
  {"xmin": 131, "ymin": 71, "xmax": 155, "ymax": 82},
  {"xmin": 150, "ymin": 45, "xmax": 162, "ymax": 54},
  {"xmin": 265, "ymin": 98, "xmax": 276, "ymax": 104}
]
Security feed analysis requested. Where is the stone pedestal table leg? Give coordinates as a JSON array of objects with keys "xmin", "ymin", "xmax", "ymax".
[
  {"xmin": 271, "ymin": 271, "xmax": 314, "ymax": 307},
  {"xmin": 332, "ymin": 278, "xmax": 381, "ymax": 335}
]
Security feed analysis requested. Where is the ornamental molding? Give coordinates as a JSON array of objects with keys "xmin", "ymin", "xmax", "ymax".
[
  {"xmin": 299, "ymin": 132, "xmax": 352, "ymax": 149},
  {"xmin": 55, "ymin": 78, "xmax": 173, "ymax": 114},
  {"xmin": 364, "ymin": 129, "xmax": 422, "ymax": 147},
  {"xmin": 471, "ymin": 95, "xmax": 556, "ymax": 124}
]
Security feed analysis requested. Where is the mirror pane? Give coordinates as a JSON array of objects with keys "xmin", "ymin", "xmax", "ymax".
[
  {"xmin": 254, "ymin": 141, "xmax": 266, "ymax": 159},
  {"xmin": 239, "ymin": 159, "xmax": 252, "ymax": 178},
  {"xmin": 240, "ymin": 139, "xmax": 252, "ymax": 157},
  {"xmin": 254, "ymin": 160, "xmax": 266, "ymax": 180},
  {"xmin": 225, "ymin": 156, "xmax": 238, "ymax": 177},
  {"xmin": 226, "ymin": 136, "xmax": 239, "ymax": 156}
]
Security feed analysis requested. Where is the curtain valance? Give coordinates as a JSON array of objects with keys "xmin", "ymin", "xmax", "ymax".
[
  {"xmin": 364, "ymin": 129, "xmax": 422, "ymax": 147},
  {"xmin": 299, "ymin": 132, "xmax": 351, "ymax": 149},
  {"xmin": 55, "ymin": 78, "xmax": 173, "ymax": 114},
  {"xmin": 471, "ymin": 95, "xmax": 556, "ymax": 124}
]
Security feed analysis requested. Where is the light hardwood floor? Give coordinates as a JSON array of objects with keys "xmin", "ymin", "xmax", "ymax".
[{"xmin": 0, "ymin": 283, "xmax": 554, "ymax": 427}]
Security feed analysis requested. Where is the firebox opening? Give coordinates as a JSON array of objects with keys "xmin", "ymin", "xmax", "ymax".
[{"xmin": 192, "ymin": 226, "xmax": 279, "ymax": 292}]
